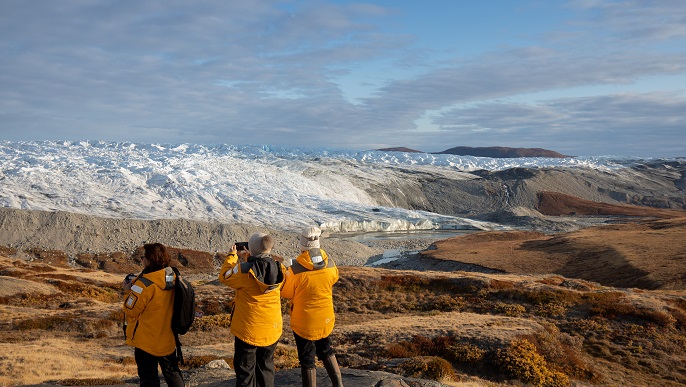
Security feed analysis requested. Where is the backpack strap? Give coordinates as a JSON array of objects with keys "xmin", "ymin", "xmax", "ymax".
[
  {"xmin": 290, "ymin": 260, "xmax": 307, "ymax": 275},
  {"xmin": 239, "ymin": 262, "xmax": 252, "ymax": 273},
  {"xmin": 170, "ymin": 266, "xmax": 185, "ymax": 365}
]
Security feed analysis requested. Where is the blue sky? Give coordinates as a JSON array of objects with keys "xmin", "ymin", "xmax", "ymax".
[{"xmin": 1, "ymin": 0, "xmax": 685, "ymax": 157}]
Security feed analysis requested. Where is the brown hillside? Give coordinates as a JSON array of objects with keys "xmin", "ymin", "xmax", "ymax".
[
  {"xmin": 424, "ymin": 217, "xmax": 686, "ymax": 290},
  {"xmin": 538, "ymin": 191, "xmax": 686, "ymax": 218}
]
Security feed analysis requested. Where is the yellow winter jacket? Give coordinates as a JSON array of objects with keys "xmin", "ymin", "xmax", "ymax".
[
  {"xmin": 219, "ymin": 252, "xmax": 286, "ymax": 347},
  {"xmin": 123, "ymin": 267, "xmax": 176, "ymax": 356},
  {"xmin": 281, "ymin": 248, "xmax": 339, "ymax": 341}
]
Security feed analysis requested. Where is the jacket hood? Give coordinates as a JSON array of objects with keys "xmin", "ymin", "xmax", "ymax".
[
  {"xmin": 247, "ymin": 255, "xmax": 284, "ymax": 293},
  {"xmin": 296, "ymin": 248, "xmax": 328, "ymax": 271},
  {"xmin": 142, "ymin": 267, "xmax": 176, "ymax": 290}
]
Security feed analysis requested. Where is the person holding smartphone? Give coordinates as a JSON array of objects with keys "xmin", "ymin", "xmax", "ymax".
[{"xmin": 219, "ymin": 233, "xmax": 286, "ymax": 387}]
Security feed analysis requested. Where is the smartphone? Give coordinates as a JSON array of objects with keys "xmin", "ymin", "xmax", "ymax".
[{"xmin": 235, "ymin": 241, "xmax": 249, "ymax": 251}]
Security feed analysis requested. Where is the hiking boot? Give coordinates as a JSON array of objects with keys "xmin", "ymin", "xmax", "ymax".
[
  {"xmin": 301, "ymin": 366, "xmax": 316, "ymax": 387},
  {"xmin": 322, "ymin": 355, "xmax": 343, "ymax": 387}
]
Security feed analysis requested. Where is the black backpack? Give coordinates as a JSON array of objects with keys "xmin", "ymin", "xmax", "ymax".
[{"xmin": 171, "ymin": 266, "xmax": 196, "ymax": 363}]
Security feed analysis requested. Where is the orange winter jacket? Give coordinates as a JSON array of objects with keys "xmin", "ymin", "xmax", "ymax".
[
  {"xmin": 219, "ymin": 252, "xmax": 286, "ymax": 347},
  {"xmin": 281, "ymin": 248, "xmax": 339, "ymax": 341},
  {"xmin": 123, "ymin": 267, "xmax": 177, "ymax": 356}
]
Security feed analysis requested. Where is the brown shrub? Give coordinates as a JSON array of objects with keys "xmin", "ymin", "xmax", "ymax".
[
  {"xmin": 399, "ymin": 356, "xmax": 456, "ymax": 382},
  {"xmin": 0, "ymin": 267, "xmax": 27, "ymax": 277},
  {"xmin": 585, "ymin": 294, "xmax": 676, "ymax": 327},
  {"xmin": 563, "ymin": 318, "xmax": 612, "ymax": 333},
  {"xmin": 375, "ymin": 274, "xmax": 428, "ymax": 292},
  {"xmin": 20, "ymin": 263, "xmax": 57, "ymax": 273},
  {"xmin": 385, "ymin": 335, "xmax": 440, "ymax": 359},
  {"xmin": 108, "ymin": 309, "xmax": 126, "ymax": 322},
  {"xmin": 13, "ymin": 315, "xmax": 79, "ymax": 331},
  {"xmin": 0, "ymin": 245, "xmax": 18, "ymax": 256},
  {"xmin": 583, "ymin": 291, "xmax": 624, "ymax": 306},
  {"xmin": 200, "ymin": 297, "xmax": 233, "ymax": 315},
  {"xmin": 385, "ymin": 342, "xmax": 419, "ymax": 358},
  {"xmin": 274, "ymin": 346, "xmax": 301, "ymax": 369},
  {"xmin": 521, "ymin": 326, "xmax": 598, "ymax": 382},
  {"xmin": 446, "ymin": 343, "xmax": 486, "ymax": 364},
  {"xmin": 384, "ymin": 335, "xmax": 488, "ymax": 366},
  {"xmin": 25, "ymin": 248, "xmax": 70, "ymax": 267},
  {"xmin": 489, "ymin": 279, "xmax": 516, "ymax": 290},
  {"xmin": 427, "ymin": 294, "xmax": 463, "ymax": 312},
  {"xmin": 668, "ymin": 306, "xmax": 686, "ymax": 329},
  {"xmin": 533, "ymin": 302, "xmax": 567, "ymax": 317},
  {"xmin": 491, "ymin": 288, "xmax": 577, "ymax": 308},
  {"xmin": 493, "ymin": 302, "xmax": 526, "ymax": 316},
  {"xmin": 12, "ymin": 315, "xmax": 117, "ymax": 338},
  {"xmin": 75, "ymin": 253, "xmax": 100, "ymax": 269},
  {"xmin": 36, "ymin": 278, "xmax": 120, "ymax": 303},
  {"xmin": 494, "ymin": 339, "xmax": 570, "ymax": 387},
  {"xmin": 536, "ymin": 276, "xmax": 566, "ymax": 286},
  {"xmin": 0, "ymin": 293, "xmax": 62, "ymax": 307},
  {"xmin": 192, "ymin": 314, "xmax": 232, "ymax": 331}
]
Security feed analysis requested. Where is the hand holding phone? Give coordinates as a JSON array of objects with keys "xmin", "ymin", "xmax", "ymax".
[
  {"xmin": 235, "ymin": 241, "xmax": 249, "ymax": 251},
  {"xmin": 123, "ymin": 273, "xmax": 136, "ymax": 291}
]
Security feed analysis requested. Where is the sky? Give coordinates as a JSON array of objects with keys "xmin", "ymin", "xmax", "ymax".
[{"xmin": 1, "ymin": 0, "xmax": 685, "ymax": 158}]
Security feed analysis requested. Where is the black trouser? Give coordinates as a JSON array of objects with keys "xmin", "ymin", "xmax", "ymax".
[
  {"xmin": 234, "ymin": 336, "xmax": 278, "ymax": 387},
  {"xmin": 134, "ymin": 347, "xmax": 184, "ymax": 387},
  {"xmin": 293, "ymin": 332, "xmax": 334, "ymax": 369}
]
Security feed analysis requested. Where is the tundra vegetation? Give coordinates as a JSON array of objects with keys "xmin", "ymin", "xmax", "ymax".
[{"xmin": 2, "ymin": 243, "xmax": 686, "ymax": 387}]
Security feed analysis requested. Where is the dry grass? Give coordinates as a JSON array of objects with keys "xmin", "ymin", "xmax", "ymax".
[{"xmin": 0, "ymin": 336, "xmax": 135, "ymax": 387}]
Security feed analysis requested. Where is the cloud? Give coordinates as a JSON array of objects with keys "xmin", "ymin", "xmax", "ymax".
[
  {"xmin": 0, "ymin": 0, "xmax": 685, "ymax": 157},
  {"xmin": 432, "ymin": 92, "xmax": 686, "ymax": 157},
  {"xmin": 568, "ymin": 0, "xmax": 686, "ymax": 42}
]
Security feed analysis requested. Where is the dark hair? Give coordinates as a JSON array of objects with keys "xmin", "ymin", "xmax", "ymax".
[{"xmin": 143, "ymin": 243, "xmax": 171, "ymax": 271}]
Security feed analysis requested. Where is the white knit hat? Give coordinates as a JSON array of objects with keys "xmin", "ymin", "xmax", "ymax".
[
  {"xmin": 248, "ymin": 233, "xmax": 274, "ymax": 256},
  {"xmin": 299, "ymin": 226, "xmax": 321, "ymax": 250}
]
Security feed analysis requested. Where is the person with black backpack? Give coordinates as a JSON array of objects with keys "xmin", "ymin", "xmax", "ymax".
[
  {"xmin": 123, "ymin": 243, "xmax": 185, "ymax": 387},
  {"xmin": 219, "ymin": 233, "xmax": 286, "ymax": 387}
]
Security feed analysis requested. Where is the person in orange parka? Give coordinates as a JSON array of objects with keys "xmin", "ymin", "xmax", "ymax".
[
  {"xmin": 123, "ymin": 243, "xmax": 184, "ymax": 387},
  {"xmin": 282, "ymin": 226, "xmax": 343, "ymax": 387},
  {"xmin": 219, "ymin": 233, "xmax": 286, "ymax": 387}
]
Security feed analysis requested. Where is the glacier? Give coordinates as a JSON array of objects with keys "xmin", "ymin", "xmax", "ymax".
[{"xmin": 0, "ymin": 140, "xmax": 667, "ymax": 233}]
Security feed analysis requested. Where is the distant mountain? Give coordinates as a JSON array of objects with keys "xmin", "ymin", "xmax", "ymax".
[
  {"xmin": 376, "ymin": 147, "xmax": 423, "ymax": 153},
  {"xmin": 436, "ymin": 146, "xmax": 571, "ymax": 158},
  {"xmin": 377, "ymin": 146, "xmax": 570, "ymax": 158}
]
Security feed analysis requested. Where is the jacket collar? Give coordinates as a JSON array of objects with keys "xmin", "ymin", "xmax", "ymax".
[{"xmin": 142, "ymin": 267, "xmax": 176, "ymax": 290}]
